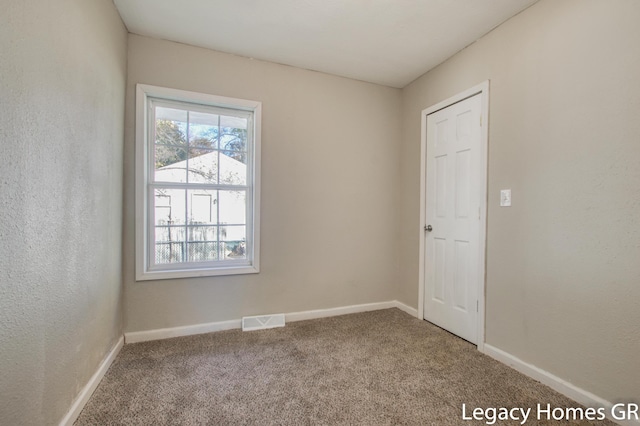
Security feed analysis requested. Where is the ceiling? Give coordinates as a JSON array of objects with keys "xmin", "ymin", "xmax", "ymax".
[{"xmin": 114, "ymin": 0, "xmax": 538, "ymax": 88}]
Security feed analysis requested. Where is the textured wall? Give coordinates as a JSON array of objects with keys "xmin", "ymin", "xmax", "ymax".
[
  {"xmin": 0, "ymin": 1, "xmax": 127, "ymax": 424},
  {"xmin": 400, "ymin": 0, "xmax": 640, "ymax": 403},
  {"xmin": 123, "ymin": 35, "xmax": 401, "ymax": 332}
]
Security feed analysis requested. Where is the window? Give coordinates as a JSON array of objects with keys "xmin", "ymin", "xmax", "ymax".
[{"xmin": 136, "ymin": 84, "xmax": 261, "ymax": 280}]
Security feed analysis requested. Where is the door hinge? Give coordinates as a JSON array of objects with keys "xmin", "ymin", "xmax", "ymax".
[{"xmin": 477, "ymin": 300, "xmax": 479, "ymax": 312}]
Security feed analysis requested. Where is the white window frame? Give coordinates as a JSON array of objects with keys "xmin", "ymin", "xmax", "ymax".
[{"xmin": 135, "ymin": 84, "xmax": 261, "ymax": 281}]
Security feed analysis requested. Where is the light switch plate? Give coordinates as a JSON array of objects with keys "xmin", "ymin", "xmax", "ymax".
[{"xmin": 500, "ymin": 189, "xmax": 511, "ymax": 207}]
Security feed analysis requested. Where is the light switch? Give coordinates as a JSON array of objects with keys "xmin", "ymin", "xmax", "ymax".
[{"xmin": 500, "ymin": 189, "xmax": 511, "ymax": 207}]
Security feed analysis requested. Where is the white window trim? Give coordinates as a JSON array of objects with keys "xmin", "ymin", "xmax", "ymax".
[{"xmin": 135, "ymin": 84, "xmax": 261, "ymax": 281}]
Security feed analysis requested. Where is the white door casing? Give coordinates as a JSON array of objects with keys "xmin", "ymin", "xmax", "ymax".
[{"xmin": 418, "ymin": 83, "xmax": 488, "ymax": 347}]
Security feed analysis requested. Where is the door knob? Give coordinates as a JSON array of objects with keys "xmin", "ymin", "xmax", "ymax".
[{"xmin": 424, "ymin": 225, "xmax": 433, "ymax": 232}]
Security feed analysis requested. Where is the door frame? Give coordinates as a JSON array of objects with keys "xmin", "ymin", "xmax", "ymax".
[{"xmin": 417, "ymin": 81, "xmax": 489, "ymax": 351}]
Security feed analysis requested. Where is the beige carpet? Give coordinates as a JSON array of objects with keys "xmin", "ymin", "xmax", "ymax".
[{"xmin": 75, "ymin": 309, "xmax": 615, "ymax": 425}]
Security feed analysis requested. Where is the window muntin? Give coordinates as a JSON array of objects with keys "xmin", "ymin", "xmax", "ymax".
[{"xmin": 136, "ymin": 85, "xmax": 260, "ymax": 280}]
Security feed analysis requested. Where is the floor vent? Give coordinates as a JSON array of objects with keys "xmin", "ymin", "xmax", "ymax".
[{"xmin": 242, "ymin": 314, "xmax": 285, "ymax": 331}]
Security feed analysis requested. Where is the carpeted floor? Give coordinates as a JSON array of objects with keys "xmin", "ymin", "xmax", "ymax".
[{"xmin": 75, "ymin": 309, "xmax": 615, "ymax": 425}]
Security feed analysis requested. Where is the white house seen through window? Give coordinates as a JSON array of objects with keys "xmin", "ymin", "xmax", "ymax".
[{"xmin": 136, "ymin": 85, "xmax": 261, "ymax": 280}]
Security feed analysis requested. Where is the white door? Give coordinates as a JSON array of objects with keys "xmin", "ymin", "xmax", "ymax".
[{"xmin": 423, "ymin": 93, "xmax": 483, "ymax": 344}]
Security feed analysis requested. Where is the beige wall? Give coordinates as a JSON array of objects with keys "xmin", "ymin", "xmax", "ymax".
[
  {"xmin": 0, "ymin": 0, "xmax": 127, "ymax": 424},
  {"xmin": 400, "ymin": 0, "xmax": 640, "ymax": 402},
  {"xmin": 123, "ymin": 35, "xmax": 402, "ymax": 332}
]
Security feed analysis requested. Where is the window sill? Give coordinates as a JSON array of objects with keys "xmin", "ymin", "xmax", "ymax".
[{"xmin": 136, "ymin": 264, "xmax": 259, "ymax": 281}]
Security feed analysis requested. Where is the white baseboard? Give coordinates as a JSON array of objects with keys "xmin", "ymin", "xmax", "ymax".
[
  {"xmin": 393, "ymin": 300, "xmax": 419, "ymax": 317},
  {"xmin": 124, "ymin": 300, "xmax": 415, "ymax": 344},
  {"xmin": 59, "ymin": 336, "xmax": 124, "ymax": 426},
  {"xmin": 285, "ymin": 301, "xmax": 397, "ymax": 322},
  {"xmin": 483, "ymin": 344, "xmax": 639, "ymax": 426},
  {"xmin": 125, "ymin": 319, "xmax": 241, "ymax": 344}
]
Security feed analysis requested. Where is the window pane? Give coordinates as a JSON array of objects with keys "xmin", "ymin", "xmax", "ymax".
[
  {"xmin": 221, "ymin": 225, "xmax": 245, "ymax": 241},
  {"xmin": 221, "ymin": 226, "xmax": 246, "ymax": 260},
  {"xmin": 219, "ymin": 116, "xmax": 247, "ymax": 152},
  {"xmin": 186, "ymin": 149, "xmax": 217, "ymax": 184},
  {"xmin": 155, "ymin": 107, "xmax": 187, "ymax": 146},
  {"xmin": 187, "ymin": 190, "xmax": 218, "ymax": 224},
  {"xmin": 219, "ymin": 151, "xmax": 246, "ymax": 185},
  {"xmin": 188, "ymin": 225, "xmax": 217, "ymax": 242},
  {"xmin": 154, "ymin": 188, "xmax": 186, "ymax": 265},
  {"xmin": 154, "ymin": 189, "xmax": 186, "ymax": 226},
  {"xmin": 155, "ymin": 226, "xmax": 184, "ymax": 243},
  {"xmin": 219, "ymin": 190, "xmax": 246, "ymax": 225},
  {"xmin": 155, "ymin": 242, "xmax": 185, "ymax": 264},
  {"xmin": 189, "ymin": 111, "xmax": 218, "ymax": 149},
  {"xmin": 155, "ymin": 145, "xmax": 187, "ymax": 183},
  {"xmin": 187, "ymin": 225, "xmax": 219, "ymax": 262},
  {"xmin": 188, "ymin": 242, "xmax": 219, "ymax": 262}
]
